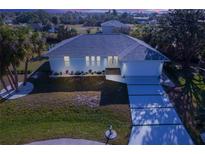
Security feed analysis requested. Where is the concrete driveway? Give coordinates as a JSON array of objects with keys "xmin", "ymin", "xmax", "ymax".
[
  {"xmin": 125, "ymin": 76, "xmax": 193, "ymax": 145},
  {"xmin": 106, "ymin": 75, "xmax": 193, "ymax": 144}
]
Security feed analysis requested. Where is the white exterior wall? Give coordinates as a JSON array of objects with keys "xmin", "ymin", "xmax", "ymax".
[
  {"xmin": 121, "ymin": 61, "xmax": 164, "ymax": 77},
  {"xmin": 102, "ymin": 26, "xmax": 114, "ymax": 34},
  {"xmin": 49, "ymin": 56, "xmax": 120, "ymax": 74},
  {"xmin": 49, "ymin": 56, "xmax": 164, "ymax": 76}
]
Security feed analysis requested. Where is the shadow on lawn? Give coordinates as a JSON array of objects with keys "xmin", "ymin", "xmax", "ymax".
[
  {"xmin": 165, "ymin": 65, "xmax": 205, "ymax": 144},
  {"xmin": 28, "ymin": 62, "xmax": 129, "ymax": 106}
]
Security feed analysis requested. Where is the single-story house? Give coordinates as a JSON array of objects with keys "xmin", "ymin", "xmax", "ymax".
[
  {"xmin": 101, "ymin": 20, "xmax": 130, "ymax": 34},
  {"xmin": 46, "ymin": 20, "xmax": 169, "ymax": 77}
]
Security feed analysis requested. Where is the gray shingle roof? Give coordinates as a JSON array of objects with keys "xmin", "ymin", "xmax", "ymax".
[
  {"xmin": 101, "ymin": 20, "xmax": 127, "ymax": 28},
  {"xmin": 46, "ymin": 34, "xmax": 169, "ymax": 61}
]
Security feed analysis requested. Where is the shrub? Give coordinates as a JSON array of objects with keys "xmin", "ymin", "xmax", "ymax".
[
  {"xmin": 96, "ymin": 71, "xmax": 102, "ymax": 74},
  {"xmin": 53, "ymin": 72, "xmax": 59, "ymax": 75},
  {"xmin": 17, "ymin": 70, "xmax": 21, "ymax": 74},
  {"xmin": 75, "ymin": 71, "xmax": 81, "ymax": 75},
  {"xmin": 88, "ymin": 69, "xmax": 92, "ymax": 73},
  {"xmin": 20, "ymin": 70, "xmax": 24, "ymax": 74}
]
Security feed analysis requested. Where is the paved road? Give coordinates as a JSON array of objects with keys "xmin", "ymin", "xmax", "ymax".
[{"xmin": 27, "ymin": 138, "xmax": 104, "ymax": 145}]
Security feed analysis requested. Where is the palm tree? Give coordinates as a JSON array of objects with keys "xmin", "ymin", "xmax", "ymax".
[
  {"xmin": 0, "ymin": 26, "xmax": 25, "ymax": 91},
  {"xmin": 31, "ymin": 32, "xmax": 46, "ymax": 57},
  {"xmin": 16, "ymin": 27, "xmax": 34, "ymax": 86},
  {"xmin": 18, "ymin": 29, "xmax": 46, "ymax": 86},
  {"xmin": 0, "ymin": 26, "xmax": 14, "ymax": 91}
]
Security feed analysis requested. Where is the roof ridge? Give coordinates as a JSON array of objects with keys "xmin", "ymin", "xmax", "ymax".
[
  {"xmin": 119, "ymin": 43, "xmax": 140, "ymax": 60},
  {"xmin": 101, "ymin": 20, "xmax": 126, "ymax": 27}
]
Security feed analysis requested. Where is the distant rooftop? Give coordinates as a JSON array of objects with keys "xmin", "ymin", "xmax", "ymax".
[
  {"xmin": 101, "ymin": 20, "xmax": 127, "ymax": 28},
  {"xmin": 46, "ymin": 34, "xmax": 169, "ymax": 61}
]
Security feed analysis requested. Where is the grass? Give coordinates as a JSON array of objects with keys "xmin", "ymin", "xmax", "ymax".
[
  {"xmin": 65, "ymin": 24, "xmax": 100, "ymax": 34},
  {"xmin": 0, "ymin": 93, "xmax": 131, "ymax": 145},
  {"xmin": 16, "ymin": 58, "xmax": 47, "ymax": 72},
  {"xmin": 30, "ymin": 76, "xmax": 129, "ymax": 106},
  {"xmin": 0, "ymin": 63, "xmax": 131, "ymax": 144}
]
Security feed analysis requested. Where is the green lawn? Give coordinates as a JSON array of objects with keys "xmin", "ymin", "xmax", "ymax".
[
  {"xmin": 0, "ymin": 94, "xmax": 130, "ymax": 145},
  {"xmin": 16, "ymin": 58, "xmax": 47, "ymax": 72},
  {"xmin": 0, "ymin": 64, "xmax": 131, "ymax": 144}
]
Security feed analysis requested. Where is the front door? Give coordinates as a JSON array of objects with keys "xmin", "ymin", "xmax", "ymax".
[{"xmin": 105, "ymin": 68, "xmax": 121, "ymax": 75}]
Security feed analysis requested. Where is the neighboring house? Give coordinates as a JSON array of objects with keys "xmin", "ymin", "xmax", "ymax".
[
  {"xmin": 31, "ymin": 23, "xmax": 43, "ymax": 31},
  {"xmin": 134, "ymin": 16, "xmax": 150, "ymax": 24},
  {"xmin": 48, "ymin": 24, "xmax": 59, "ymax": 33},
  {"xmin": 46, "ymin": 20, "xmax": 169, "ymax": 77},
  {"xmin": 101, "ymin": 20, "xmax": 130, "ymax": 34},
  {"xmin": 3, "ymin": 17, "xmax": 13, "ymax": 25}
]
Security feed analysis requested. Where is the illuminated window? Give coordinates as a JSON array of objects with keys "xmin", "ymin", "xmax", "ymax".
[
  {"xmin": 91, "ymin": 61, "xmax": 95, "ymax": 66},
  {"xmin": 96, "ymin": 56, "xmax": 100, "ymax": 66},
  {"xmin": 113, "ymin": 56, "xmax": 118, "ymax": 65},
  {"xmin": 64, "ymin": 56, "xmax": 70, "ymax": 62},
  {"xmin": 64, "ymin": 56, "xmax": 70, "ymax": 67},
  {"xmin": 96, "ymin": 56, "xmax": 101, "ymax": 62},
  {"xmin": 85, "ymin": 56, "xmax": 90, "ymax": 66},
  {"xmin": 108, "ymin": 56, "xmax": 113, "ymax": 66},
  {"xmin": 107, "ymin": 56, "xmax": 118, "ymax": 66},
  {"xmin": 91, "ymin": 56, "xmax": 95, "ymax": 62},
  {"xmin": 85, "ymin": 56, "xmax": 90, "ymax": 61}
]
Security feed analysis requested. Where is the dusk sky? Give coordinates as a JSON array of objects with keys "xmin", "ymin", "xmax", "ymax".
[{"xmin": 0, "ymin": 9, "xmax": 167, "ymax": 14}]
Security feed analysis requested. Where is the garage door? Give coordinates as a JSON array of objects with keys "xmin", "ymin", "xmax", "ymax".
[{"xmin": 121, "ymin": 61, "xmax": 163, "ymax": 76}]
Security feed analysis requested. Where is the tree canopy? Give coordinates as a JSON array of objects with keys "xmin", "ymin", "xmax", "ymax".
[
  {"xmin": 131, "ymin": 9, "xmax": 205, "ymax": 68},
  {"xmin": 0, "ymin": 25, "xmax": 46, "ymax": 90}
]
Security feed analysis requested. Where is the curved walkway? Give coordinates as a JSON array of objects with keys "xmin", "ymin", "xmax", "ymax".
[
  {"xmin": 26, "ymin": 138, "xmax": 104, "ymax": 145},
  {"xmin": 0, "ymin": 82, "xmax": 33, "ymax": 100}
]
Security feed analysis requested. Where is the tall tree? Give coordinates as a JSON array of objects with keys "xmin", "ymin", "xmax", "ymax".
[
  {"xmin": 51, "ymin": 16, "xmax": 59, "ymax": 25},
  {"xmin": 17, "ymin": 28, "xmax": 45, "ymax": 85},
  {"xmin": 17, "ymin": 27, "xmax": 34, "ymax": 86},
  {"xmin": 132, "ymin": 10, "xmax": 205, "ymax": 69},
  {"xmin": 0, "ymin": 35, "xmax": 9, "ymax": 92},
  {"xmin": 162, "ymin": 10, "xmax": 205, "ymax": 67},
  {"xmin": 0, "ymin": 26, "xmax": 24, "ymax": 91},
  {"xmin": 31, "ymin": 32, "xmax": 46, "ymax": 57},
  {"xmin": 57, "ymin": 25, "xmax": 77, "ymax": 41}
]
